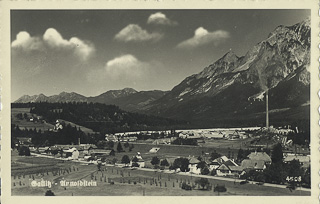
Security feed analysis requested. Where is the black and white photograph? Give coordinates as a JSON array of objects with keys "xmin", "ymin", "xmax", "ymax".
[{"xmin": 4, "ymin": 3, "xmax": 317, "ymax": 199}]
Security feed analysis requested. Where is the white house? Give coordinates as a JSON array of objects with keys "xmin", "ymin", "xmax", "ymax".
[
  {"xmin": 63, "ymin": 148, "xmax": 79, "ymax": 160},
  {"xmin": 130, "ymin": 152, "xmax": 145, "ymax": 168},
  {"xmin": 188, "ymin": 157, "xmax": 201, "ymax": 174}
]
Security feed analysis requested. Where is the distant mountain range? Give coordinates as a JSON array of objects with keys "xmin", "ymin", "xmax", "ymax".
[
  {"xmin": 15, "ymin": 88, "xmax": 168, "ymax": 112},
  {"xmin": 15, "ymin": 18, "xmax": 310, "ymax": 127}
]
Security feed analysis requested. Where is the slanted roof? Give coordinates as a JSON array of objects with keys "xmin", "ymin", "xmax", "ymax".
[
  {"xmin": 216, "ymin": 163, "xmax": 230, "ymax": 171},
  {"xmin": 188, "ymin": 157, "xmax": 200, "ymax": 164},
  {"xmin": 224, "ymin": 160, "xmax": 238, "ymax": 167},
  {"xmin": 241, "ymin": 159, "xmax": 265, "ymax": 170},
  {"xmin": 229, "ymin": 166, "xmax": 244, "ymax": 172},
  {"xmin": 247, "ymin": 152, "xmax": 271, "ymax": 162},
  {"xmin": 220, "ymin": 156, "xmax": 229, "ymax": 162},
  {"xmin": 209, "ymin": 161, "xmax": 221, "ymax": 165},
  {"xmin": 91, "ymin": 149, "xmax": 113, "ymax": 154}
]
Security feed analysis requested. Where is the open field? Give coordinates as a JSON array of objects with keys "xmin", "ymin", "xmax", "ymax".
[
  {"xmin": 12, "ymin": 108, "xmax": 96, "ymax": 134},
  {"xmin": 11, "ymin": 108, "xmax": 54, "ymax": 131},
  {"xmin": 57, "ymin": 119, "xmax": 97, "ymax": 135},
  {"xmin": 11, "ymin": 152, "xmax": 310, "ymax": 196}
]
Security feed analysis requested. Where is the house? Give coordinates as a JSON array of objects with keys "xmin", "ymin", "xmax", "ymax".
[
  {"xmin": 216, "ymin": 163, "xmax": 244, "ymax": 177},
  {"xmin": 90, "ymin": 149, "xmax": 115, "ymax": 159},
  {"xmin": 63, "ymin": 148, "xmax": 79, "ymax": 160},
  {"xmin": 284, "ymin": 155, "xmax": 310, "ymax": 169},
  {"xmin": 208, "ymin": 159, "xmax": 221, "ymax": 170},
  {"xmin": 188, "ymin": 157, "xmax": 201, "ymax": 174},
  {"xmin": 247, "ymin": 152, "xmax": 271, "ymax": 165},
  {"xmin": 130, "ymin": 152, "xmax": 145, "ymax": 168},
  {"xmin": 241, "ymin": 159, "xmax": 266, "ymax": 171},
  {"xmin": 209, "ymin": 155, "xmax": 238, "ymax": 172}
]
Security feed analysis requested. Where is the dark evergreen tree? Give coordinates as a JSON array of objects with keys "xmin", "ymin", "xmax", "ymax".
[
  {"xmin": 271, "ymin": 143, "xmax": 283, "ymax": 163},
  {"xmin": 117, "ymin": 142, "xmax": 124, "ymax": 153}
]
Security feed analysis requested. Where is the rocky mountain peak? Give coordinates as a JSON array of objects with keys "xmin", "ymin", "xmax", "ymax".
[{"xmin": 220, "ymin": 51, "xmax": 239, "ymax": 63}]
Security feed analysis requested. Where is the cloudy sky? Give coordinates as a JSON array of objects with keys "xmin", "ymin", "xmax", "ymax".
[{"xmin": 11, "ymin": 9, "xmax": 310, "ymax": 101}]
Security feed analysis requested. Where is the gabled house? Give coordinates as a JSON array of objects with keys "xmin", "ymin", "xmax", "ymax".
[
  {"xmin": 130, "ymin": 153, "xmax": 145, "ymax": 168},
  {"xmin": 216, "ymin": 163, "xmax": 244, "ymax": 177},
  {"xmin": 188, "ymin": 157, "xmax": 201, "ymax": 174},
  {"xmin": 209, "ymin": 156, "xmax": 238, "ymax": 171}
]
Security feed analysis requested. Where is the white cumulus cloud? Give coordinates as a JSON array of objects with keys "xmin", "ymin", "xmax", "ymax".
[
  {"xmin": 147, "ymin": 12, "xmax": 177, "ymax": 26},
  {"xmin": 11, "ymin": 31, "xmax": 43, "ymax": 51},
  {"xmin": 177, "ymin": 27, "xmax": 230, "ymax": 49},
  {"xmin": 105, "ymin": 54, "xmax": 149, "ymax": 78},
  {"xmin": 114, "ymin": 24, "xmax": 163, "ymax": 43},
  {"xmin": 12, "ymin": 28, "xmax": 95, "ymax": 60}
]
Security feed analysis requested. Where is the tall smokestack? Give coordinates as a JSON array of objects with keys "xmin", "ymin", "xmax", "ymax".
[{"xmin": 266, "ymin": 89, "xmax": 269, "ymax": 129}]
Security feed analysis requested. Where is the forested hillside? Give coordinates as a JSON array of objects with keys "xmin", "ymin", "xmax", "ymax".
[{"xmin": 12, "ymin": 102, "xmax": 187, "ymax": 135}]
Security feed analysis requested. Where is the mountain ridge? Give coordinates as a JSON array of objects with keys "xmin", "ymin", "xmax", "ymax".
[
  {"xmin": 14, "ymin": 88, "xmax": 168, "ymax": 112},
  {"xmin": 142, "ymin": 18, "xmax": 310, "ymax": 125}
]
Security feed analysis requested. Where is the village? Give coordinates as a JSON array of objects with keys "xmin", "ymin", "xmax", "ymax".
[{"xmin": 12, "ymin": 117, "xmax": 311, "ymax": 196}]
